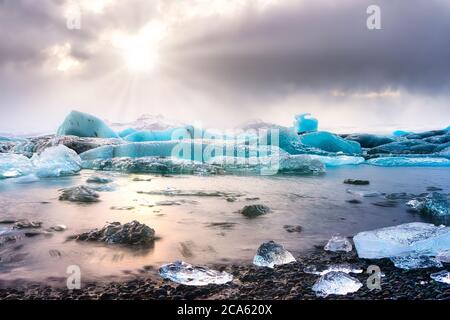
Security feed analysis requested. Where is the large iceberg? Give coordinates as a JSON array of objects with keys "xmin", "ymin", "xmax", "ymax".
[
  {"xmin": 159, "ymin": 261, "xmax": 233, "ymax": 286},
  {"xmin": 294, "ymin": 113, "xmax": 318, "ymax": 134},
  {"xmin": 57, "ymin": 110, "xmax": 119, "ymax": 138},
  {"xmin": 123, "ymin": 127, "xmax": 192, "ymax": 142},
  {"xmin": 353, "ymin": 222, "xmax": 450, "ymax": 259},
  {"xmin": 299, "ymin": 131, "xmax": 362, "ymax": 154}
]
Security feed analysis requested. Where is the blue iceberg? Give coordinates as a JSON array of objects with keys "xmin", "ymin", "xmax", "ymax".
[
  {"xmin": 294, "ymin": 113, "xmax": 318, "ymax": 134},
  {"xmin": 299, "ymin": 131, "xmax": 362, "ymax": 154},
  {"xmin": 344, "ymin": 133, "xmax": 394, "ymax": 148},
  {"xmin": 118, "ymin": 128, "xmax": 138, "ymax": 138},
  {"xmin": 123, "ymin": 128, "xmax": 192, "ymax": 142},
  {"xmin": 57, "ymin": 110, "xmax": 119, "ymax": 138},
  {"xmin": 367, "ymin": 157, "xmax": 450, "ymax": 167}
]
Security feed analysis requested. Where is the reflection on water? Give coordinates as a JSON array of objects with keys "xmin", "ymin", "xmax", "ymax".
[{"xmin": 0, "ymin": 167, "xmax": 448, "ymax": 284}]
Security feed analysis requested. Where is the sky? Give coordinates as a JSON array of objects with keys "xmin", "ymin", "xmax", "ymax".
[{"xmin": 0, "ymin": 0, "xmax": 449, "ymax": 134}]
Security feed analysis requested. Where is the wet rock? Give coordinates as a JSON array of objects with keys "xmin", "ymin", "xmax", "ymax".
[
  {"xmin": 344, "ymin": 179, "xmax": 370, "ymax": 185},
  {"xmin": 283, "ymin": 225, "xmax": 303, "ymax": 233},
  {"xmin": 253, "ymin": 241, "xmax": 296, "ymax": 268},
  {"xmin": 239, "ymin": 204, "xmax": 271, "ymax": 218},
  {"xmin": 74, "ymin": 221, "xmax": 155, "ymax": 246},
  {"xmin": 59, "ymin": 186, "xmax": 100, "ymax": 203},
  {"xmin": 86, "ymin": 176, "xmax": 113, "ymax": 184},
  {"xmin": 204, "ymin": 222, "xmax": 237, "ymax": 230},
  {"xmin": 47, "ymin": 225, "xmax": 67, "ymax": 232},
  {"xmin": 13, "ymin": 220, "xmax": 42, "ymax": 230},
  {"xmin": 324, "ymin": 236, "xmax": 353, "ymax": 252},
  {"xmin": 346, "ymin": 199, "xmax": 362, "ymax": 204},
  {"xmin": 110, "ymin": 206, "xmax": 135, "ymax": 211}
]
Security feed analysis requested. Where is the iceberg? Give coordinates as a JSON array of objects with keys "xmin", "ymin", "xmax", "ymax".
[
  {"xmin": 57, "ymin": 110, "xmax": 119, "ymax": 138},
  {"xmin": 430, "ymin": 270, "xmax": 450, "ymax": 284},
  {"xmin": 294, "ymin": 113, "xmax": 318, "ymax": 134},
  {"xmin": 344, "ymin": 134, "xmax": 394, "ymax": 149},
  {"xmin": 393, "ymin": 130, "xmax": 412, "ymax": 137},
  {"xmin": 353, "ymin": 222, "xmax": 450, "ymax": 259},
  {"xmin": 406, "ymin": 193, "xmax": 450, "ymax": 217},
  {"xmin": 324, "ymin": 236, "xmax": 353, "ymax": 252},
  {"xmin": 118, "ymin": 128, "xmax": 138, "ymax": 138},
  {"xmin": 299, "ymin": 131, "xmax": 362, "ymax": 154},
  {"xmin": 253, "ymin": 241, "xmax": 296, "ymax": 268},
  {"xmin": 390, "ymin": 254, "xmax": 443, "ymax": 270},
  {"xmin": 368, "ymin": 140, "xmax": 437, "ymax": 155},
  {"xmin": 0, "ymin": 153, "xmax": 34, "ymax": 179},
  {"xmin": 31, "ymin": 145, "xmax": 82, "ymax": 178},
  {"xmin": 367, "ymin": 157, "xmax": 450, "ymax": 167},
  {"xmin": 159, "ymin": 261, "xmax": 233, "ymax": 286},
  {"xmin": 312, "ymin": 271, "xmax": 362, "ymax": 297}
]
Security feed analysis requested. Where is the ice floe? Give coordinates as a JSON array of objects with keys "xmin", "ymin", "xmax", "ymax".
[
  {"xmin": 367, "ymin": 157, "xmax": 450, "ymax": 167},
  {"xmin": 390, "ymin": 254, "xmax": 443, "ymax": 270},
  {"xmin": 430, "ymin": 270, "xmax": 450, "ymax": 284}
]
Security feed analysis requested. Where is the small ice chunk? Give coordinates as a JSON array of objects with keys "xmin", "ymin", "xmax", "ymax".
[
  {"xmin": 353, "ymin": 222, "xmax": 450, "ymax": 259},
  {"xmin": 390, "ymin": 254, "xmax": 443, "ymax": 270},
  {"xmin": 406, "ymin": 192, "xmax": 450, "ymax": 217},
  {"xmin": 159, "ymin": 261, "xmax": 233, "ymax": 286},
  {"xmin": 430, "ymin": 270, "xmax": 450, "ymax": 284},
  {"xmin": 346, "ymin": 189, "xmax": 382, "ymax": 197},
  {"xmin": 324, "ymin": 235, "xmax": 353, "ymax": 252},
  {"xmin": 437, "ymin": 250, "xmax": 450, "ymax": 263},
  {"xmin": 304, "ymin": 264, "xmax": 363, "ymax": 276},
  {"xmin": 312, "ymin": 271, "xmax": 362, "ymax": 297},
  {"xmin": 253, "ymin": 241, "xmax": 296, "ymax": 268}
]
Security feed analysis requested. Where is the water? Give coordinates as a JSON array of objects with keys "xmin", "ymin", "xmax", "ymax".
[{"xmin": 0, "ymin": 166, "xmax": 448, "ymax": 284}]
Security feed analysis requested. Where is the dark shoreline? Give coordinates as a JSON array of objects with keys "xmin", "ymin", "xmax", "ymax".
[{"xmin": 0, "ymin": 248, "xmax": 448, "ymax": 300}]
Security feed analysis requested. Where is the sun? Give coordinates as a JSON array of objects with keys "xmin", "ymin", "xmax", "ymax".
[{"xmin": 111, "ymin": 22, "xmax": 167, "ymax": 74}]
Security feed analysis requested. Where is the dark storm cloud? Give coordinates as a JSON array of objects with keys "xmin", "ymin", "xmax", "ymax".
[{"xmin": 163, "ymin": 0, "xmax": 450, "ymax": 95}]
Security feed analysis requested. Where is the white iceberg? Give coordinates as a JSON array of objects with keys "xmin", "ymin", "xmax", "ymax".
[
  {"xmin": 353, "ymin": 222, "xmax": 450, "ymax": 259},
  {"xmin": 324, "ymin": 235, "xmax": 353, "ymax": 252},
  {"xmin": 253, "ymin": 241, "xmax": 296, "ymax": 268},
  {"xmin": 312, "ymin": 271, "xmax": 362, "ymax": 297},
  {"xmin": 159, "ymin": 261, "xmax": 233, "ymax": 286}
]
